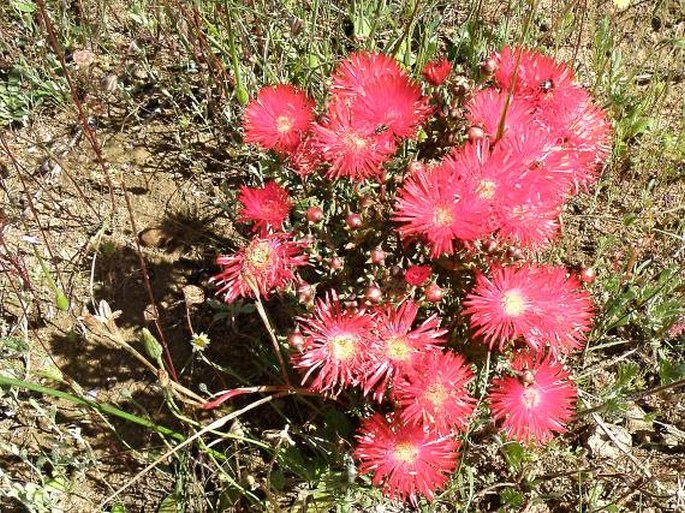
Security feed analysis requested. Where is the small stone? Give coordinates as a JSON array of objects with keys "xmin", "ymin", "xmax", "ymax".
[
  {"xmin": 586, "ymin": 422, "xmax": 632, "ymax": 459},
  {"xmin": 139, "ymin": 227, "xmax": 169, "ymax": 247},
  {"xmin": 624, "ymin": 404, "xmax": 651, "ymax": 434},
  {"xmin": 182, "ymin": 285, "xmax": 205, "ymax": 306}
]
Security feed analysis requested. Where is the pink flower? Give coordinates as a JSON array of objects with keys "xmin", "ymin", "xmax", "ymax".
[
  {"xmin": 393, "ymin": 351, "xmax": 475, "ymax": 432},
  {"xmin": 211, "ymin": 233, "xmax": 308, "ymax": 303},
  {"xmin": 465, "ymin": 88, "xmax": 534, "ymax": 140},
  {"xmin": 237, "ymin": 181, "xmax": 292, "ymax": 234},
  {"xmin": 463, "ymin": 264, "xmax": 594, "ymax": 355},
  {"xmin": 354, "ymin": 413, "xmax": 460, "ymax": 504},
  {"xmin": 312, "ymin": 100, "xmax": 396, "ymax": 180},
  {"xmin": 489, "ymin": 351, "xmax": 577, "ymax": 443},
  {"xmin": 242, "ymin": 85, "xmax": 315, "ymax": 154},
  {"xmin": 331, "ymin": 51, "xmax": 405, "ymax": 97},
  {"xmin": 394, "ymin": 159, "xmax": 489, "ymax": 257},
  {"xmin": 362, "ymin": 301, "xmax": 446, "ymax": 401},
  {"xmin": 494, "ymin": 189, "xmax": 561, "ymax": 249},
  {"xmin": 498, "ymin": 124, "xmax": 575, "ymax": 200},
  {"xmin": 492, "ymin": 46, "xmax": 576, "ymax": 100},
  {"xmin": 352, "ymin": 73, "xmax": 431, "ymax": 139},
  {"xmin": 522, "ymin": 267, "xmax": 595, "ymax": 355},
  {"xmin": 287, "ymin": 135, "xmax": 322, "ymax": 177},
  {"xmin": 405, "ymin": 265, "xmax": 432, "ymax": 286},
  {"xmin": 537, "ymin": 87, "xmax": 612, "ymax": 189},
  {"xmin": 293, "ymin": 292, "xmax": 374, "ymax": 394},
  {"xmin": 422, "ymin": 57, "xmax": 452, "ymax": 86}
]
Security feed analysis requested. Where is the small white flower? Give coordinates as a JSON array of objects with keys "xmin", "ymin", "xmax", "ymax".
[{"xmin": 191, "ymin": 332, "xmax": 211, "ymax": 352}]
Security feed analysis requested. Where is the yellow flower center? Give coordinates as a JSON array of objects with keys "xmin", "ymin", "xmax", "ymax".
[
  {"xmin": 330, "ymin": 334, "xmax": 358, "ymax": 361},
  {"xmin": 477, "ymin": 179, "xmax": 496, "ymax": 199},
  {"xmin": 502, "ymin": 289, "xmax": 526, "ymax": 317},
  {"xmin": 343, "ymin": 131, "xmax": 369, "ymax": 151},
  {"xmin": 394, "ymin": 442, "xmax": 419, "ymax": 463},
  {"xmin": 433, "ymin": 205, "xmax": 454, "ymax": 226},
  {"xmin": 521, "ymin": 386, "xmax": 541, "ymax": 409},
  {"xmin": 424, "ymin": 382, "xmax": 449, "ymax": 407},
  {"xmin": 385, "ymin": 336, "xmax": 411, "ymax": 361},
  {"xmin": 244, "ymin": 241, "xmax": 273, "ymax": 271},
  {"xmin": 275, "ymin": 115, "xmax": 294, "ymax": 134}
]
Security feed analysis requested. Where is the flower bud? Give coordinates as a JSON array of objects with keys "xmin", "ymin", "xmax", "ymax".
[
  {"xmin": 467, "ymin": 126, "xmax": 485, "ymax": 142},
  {"xmin": 507, "ymin": 246, "xmax": 524, "ymax": 261},
  {"xmin": 297, "ymin": 281, "xmax": 315, "ymax": 303},
  {"xmin": 522, "ymin": 370, "xmax": 536, "ymax": 386},
  {"xmin": 580, "ymin": 267, "xmax": 596, "ymax": 284},
  {"xmin": 483, "ymin": 238, "xmax": 499, "ymax": 254},
  {"xmin": 370, "ymin": 247, "xmax": 386, "ymax": 265},
  {"xmin": 306, "ymin": 206, "xmax": 323, "ymax": 223},
  {"xmin": 424, "ymin": 283, "xmax": 443, "ymax": 303},
  {"xmin": 482, "ymin": 57, "xmax": 497, "ymax": 75},
  {"xmin": 346, "ymin": 213, "xmax": 363, "ymax": 229},
  {"xmin": 364, "ymin": 285, "xmax": 383, "ymax": 304},
  {"xmin": 287, "ymin": 330, "xmax": 305, "ymax": 352}
]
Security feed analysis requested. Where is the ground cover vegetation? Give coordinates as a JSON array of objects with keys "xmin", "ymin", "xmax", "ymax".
[{"xmin": 0, "ymin": 0, "xmax": 684, "ymax": 512}]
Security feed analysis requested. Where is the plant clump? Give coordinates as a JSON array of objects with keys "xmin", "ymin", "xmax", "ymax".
[{"xmin": 210, "ymin": 46, "xmax": 611, "ymax": 504}]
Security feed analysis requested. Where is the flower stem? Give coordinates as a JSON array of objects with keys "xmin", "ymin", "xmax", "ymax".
[{"xmin": 253, "ymin": 295, "xmax": 293, "ymax": 387}]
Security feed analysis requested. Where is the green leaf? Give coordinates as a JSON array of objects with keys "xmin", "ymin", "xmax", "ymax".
[
  {"xmin": 501, "ymin": 441, "xmax": 525, "ymax": 472},
  {"xmin": 10, "ymin": 0, "xmax": 36, "ymax": 13},
  {"xmin": 110, "ymin": 504, "xmax": 128, "ymax": 513},
  {"xmin": 157, "ymin": 494, "xmax": 182, "ymax": 513},
  {"xmin": 659, "ymin": 359, "xmax": 685, "ymax": 385}
]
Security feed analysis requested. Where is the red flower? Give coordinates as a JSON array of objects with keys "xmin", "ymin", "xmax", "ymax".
[
  {"xmin": 354, "ymin": 413, "xmax": 460, "ymax": 504},
  {"xmin": 422, "ymin": 57, "xmax": 452, "ymax": 86},
  {"xmin": 489, "ymin": 351, "xmax": 577, "ymax": 444},
  {"xmin": 394, "ymin": 160, "xmax": 489, "ymax": 257},
  {"xmin": 331, "ymin": 51, "xmax": 405, "ymax": 98},
  {"xmin": 293, "ymin": 292, "xmax": 374, "ymax": 394},
  {"xmin": 393, "ymin": 351, "xmax": 475, "ymax": 432},
  {"xmin": 211, "ymin": 233, "xmax": 308, "ymax": 303},
  {"xmin": 312, "ymin": 100, "xmax": 396, "ymax": 181},
  {"xmin": 463, "ymin": 264, "xmax": 594, "ymax": 355},
  {"xmin": 362, "ymin": 301, "xmax": 446, "ymax": 401},
  {"xmin": 243, "ymin": 84, "xmax": 315, "ymax": 154},
  {"xmin": 352, "ymin": 73, "xmax": 431, "ymax": 139},
  {"xmin": 405, "ymin": 265, "xmax": 432, "ymax": 286},
  {"xmin": 237, "ymin": 181, "xmax": 292, "ymax": 234}
]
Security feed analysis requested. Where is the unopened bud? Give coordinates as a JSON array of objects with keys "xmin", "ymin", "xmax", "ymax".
[
  {"xmin": 370, "ymin": 247, "xmax": 386, "ymax": 265},
  {"xmin": 364, "ymin": 285, "xmax": 383, "ymax": 304},
  {"xmin": 346, "ymin": 213, "xmax": 363, "ymax": 229},
  {"xmin": 482, "ymin": 57, "xmax": 497, "ymax": 75},
  {"xmin": 580, "ymin": 267, "xmax": 596, "ymax": 284},
  {"xmin": 522, "ymin": 370, "xmax": 535, "ymax": 386},
  {"xmin": 306, "ymin": 206, "xmax": 324, "ymax": 223},
  {"xmin": 287, "ymin": 330, "xmax": 305, "ymax": 352},
  {"xmin": 424, "ymin": 283, "xmax": 443, "ymax": 303},
  {"xmin": 468, "ymin": 126, "xmax": 485, "ymax": 142},
  {"xmin": 329, "ymin": 257, "xmax": 344, "ymax": 271}
]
